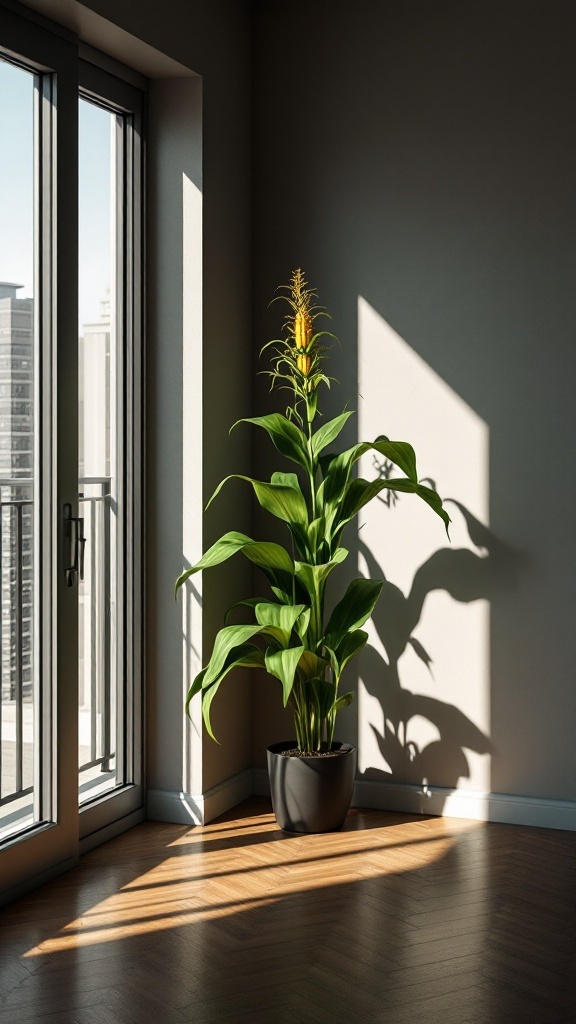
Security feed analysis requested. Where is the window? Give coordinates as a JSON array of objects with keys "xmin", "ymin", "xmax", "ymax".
[
  {"xmin": 77, "ymin": 64, "xmax": 144, "ymax": 822},
  {"xmin": 0, "ymin": 52, "xmax": 47, "ymax": 842},
  {"xmin": 0, "ymin": 5, "xmax": 145, "ymax": 901}
]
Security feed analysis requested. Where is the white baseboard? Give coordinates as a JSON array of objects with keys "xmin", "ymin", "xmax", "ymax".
[
  {"xmin": 203, "ymin": 769, "xmax": 254, "ymax": 823},
  {"xmin": 80, "ymin": 807, "xmax": 146, "ymax": 854},
  {"xmin": 353, "ymin": 778, "xmax": 576, "ymax": 831},
  {"xmin": 147, "ymin": 768, "xmax": 254, "ymax": 827},
  {"xmin": 480, "ymin": 792, "xmax": 576, "ymax": 831},
  {"xmin": 253, "ymin": 768, "xmax": 576, "ymax": 831},
  {"xmin": 147, "ymin": 789, "xmax": 204, "ymax": 825}
]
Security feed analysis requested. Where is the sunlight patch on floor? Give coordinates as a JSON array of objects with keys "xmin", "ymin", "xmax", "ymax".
[{"xmin": 22, "ymin": 813, "xmax": 472, "ymax": 955}]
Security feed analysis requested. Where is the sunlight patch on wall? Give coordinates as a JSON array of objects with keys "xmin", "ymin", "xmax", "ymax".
[
  {"xmin": 182, "ymin": 172, "xmax": 203, "ymax": 797},
  {"xmin": 357, "ymin": 297, "xmax": 491, "ymax": 794},
  {"xmin": 358, "ymin": 679, "xmax": 386, "ymax": 771}
]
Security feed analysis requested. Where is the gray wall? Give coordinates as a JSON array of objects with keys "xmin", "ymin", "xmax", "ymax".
[
  {"xmin": 16, "ymin": 0, "xmax": 576, "ymax": 819},
  {"xmin": 252, "ymin": 0, "xmax": 576, "ymax": 805},
  {"xmin": 64, "ymin": 0, "xmax": 255, "ymax": 798}
]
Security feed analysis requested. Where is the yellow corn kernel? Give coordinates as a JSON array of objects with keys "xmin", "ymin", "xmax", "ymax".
[
  {"xmin": 297, "ymin": 353, "xmax": 311, "ymax": 375},
  {"xmin": 294, "ymin": 310, "xmax": 312, "ymax": 349}
]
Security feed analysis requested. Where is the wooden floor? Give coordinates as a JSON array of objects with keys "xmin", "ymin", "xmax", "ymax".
[{"xmin": 1, "ymin": 799, "xmax": 575, "ymax": 1024}]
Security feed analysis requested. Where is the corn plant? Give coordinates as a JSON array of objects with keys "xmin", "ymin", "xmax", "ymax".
[{"xmin": 175, "ymin": 270, "xmax": 450, "ymax": 753}]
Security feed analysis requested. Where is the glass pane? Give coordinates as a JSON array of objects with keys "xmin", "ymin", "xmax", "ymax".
[
  {"xmin": 0, "ymin": 58, "xmax": 39, "ymax": 841},
  {"xmin": 78, "ymin": 97, "xmax": 122, "ymax": 804}
]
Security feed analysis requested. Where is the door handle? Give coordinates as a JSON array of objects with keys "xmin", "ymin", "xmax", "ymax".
[{"xmin": 64, "ymin": 503, "xmax": 85, "ymax": 587}]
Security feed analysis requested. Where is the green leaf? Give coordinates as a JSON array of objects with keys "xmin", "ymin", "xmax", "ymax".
[
  {"xmin": 185, "ymin": 667, "xmax": 207, "ymax": 716},
  {"xmin": 339, "ymin": 477, "xmax": 396, "ymax": 523},
  {"xmin": 271, "ymin": 471, "xmax": 301, "ymax": 491},
  {"xmin": 307, "ymin": 388, "xmax": 318, "ymax": 423},
  {"xmin": 319, "ymin": 438, "xmax": 419, "ymax": 513},
  {"xmin": 324, "ymin": 643, "xmax": 339, "ymax": 680},
  {"xmin": 307, "ymin": 676, "xmax": 322, "ymax": 725},
  {"xmin": 325, "ymin": 578, "xmax": 384, "ymax": 648},
  {"xmin": 295, "ymin": 548, "xmax": 348, "ymax": 602},
  {"xmin": 270, "ymin": 583, "xmax": 294, "ymax": 604},
  {"xmin": 268, "ymin": 567, "xmax": 312, "ymax": 607},
  {"xmin": 317, "ymin": 452, "xmax": 352, "ymax": 514},
  {"xmin": 311, "ymin": 411, "xmax": 354, "ymax": 458},
  {"xmin": 269, "ymin": 474, "xmax": 311, "ymax": 553},
  {"xmin": 240, "ymin": 538, "xmax": 295, "ymax": 574},
  {"xmin": 307, "ymin": 516, "xmax": 327, "ymax": 553},
  {"xmin": 265, "ymin": 645, "xmax": 305, "ymax": 705},
  {"xmin": 331, "ymin": 691, "xmax": 354, "ymax": 714},
  {"xmin": 255, "ymin": 602, "xmax": 307, "ymax": 648},
  {"xmin": 175, "ymin": 531, "xmax": 294, "ymax": 597},
  {"xmin": 333, "ymin": 629, "xmax": 369, "ymax": 680},
  {"xmin": 308, "ymin": 676, "xmax": 335, "ymax": 720},
  {"xmin": 372, "ymin": 438, "xmax": 418, "ymax": 482},
  {"xmin": 201, "ymin": 646, "xmax": 266, "ymax": 740},
  {"xmin": 337, "ymin": 477, "xmax": 451, "ymax": 537},
  {"xmin": 317, "ymin": 436, "xmax": 450, "ymax": 543},
  {"xmin": 203, "ymin": 623, "xmax": 269, "ymax": 689},
  {"xmin": 254, "ymin": 479, "xmax": 309, "ymax": 528},
  {"xmin": 298, "ymin": 649, "xmax": 328, "ymax": 680},
  {"xmin": 207, "ymin": 475, "xmax": 309, "ymax": 530},
  {"xmin": 185, "ymin": 644, "xmax": 265, "ymax": 739},
  {"xmin": 412, "ymin": 483, "xmax": 452, "ymax": 537},
  {"xmin": 256, "ymin": 601, "xmax": 306, "ymax": 632},
  {"xmin": 232, "ymin": 413, "xmax": 310, "ymax": 472},
  {"xmin": 295, "ymin": 606, "xmax": 311, "ymax": 643}
]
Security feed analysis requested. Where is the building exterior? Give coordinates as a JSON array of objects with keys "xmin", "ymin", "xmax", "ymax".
[
  {"xmin": 78, "ymin": 296, "xmax": 112, "ymax": 716},
  {"xmin": 0, "ymin": 277, "xmax": 113, "ymax": 807},
  {"xmin": 0, "ymin": 284, "xmax": 33, "ymax": 703}
]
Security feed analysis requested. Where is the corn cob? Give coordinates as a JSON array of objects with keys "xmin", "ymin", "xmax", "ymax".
[
  {"xmin": 297, "ymin": 352, "xmax": 311, "ymax": 375},
  {"xmin": 294, "ymin": 309, "xmax": 312, "ymax": 349}
]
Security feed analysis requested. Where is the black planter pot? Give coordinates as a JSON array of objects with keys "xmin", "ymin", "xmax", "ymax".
[{"xmin": 267, "ymin": 740, "xmax": 357, "ymax": 833}]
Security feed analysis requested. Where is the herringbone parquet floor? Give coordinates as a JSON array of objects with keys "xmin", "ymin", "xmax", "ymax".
[{"xmin": 1, "ymin": 799, "xmax": 575, "ymax": 1024}]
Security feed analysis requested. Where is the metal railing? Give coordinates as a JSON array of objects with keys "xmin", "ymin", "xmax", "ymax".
[
  {"xmin": 78, "ymin": 476, "xmax": 115, "ymax": 783},
  {"xmin": 0, "ymin": 476, "xmax": 114, "ymax": 814},
  {"xmin": 0, "ymin": 478, "xmax": 33, "ymax": 808}
]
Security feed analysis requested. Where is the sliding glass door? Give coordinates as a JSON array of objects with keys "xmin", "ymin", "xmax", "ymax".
[
  {"xmin": 0, "ymin": 55, "xmax": 42, "ymax": 843},
  {"xmin": 77, "ymin": 63, "xmax": 143, "ymax": 842},
  {"xmin": 0, "ymin": 7, "xmax": 143, "ymax": 902},
  {"xmin": 0, "ymin": 11, "xmax": 79, "ymax": 897}
]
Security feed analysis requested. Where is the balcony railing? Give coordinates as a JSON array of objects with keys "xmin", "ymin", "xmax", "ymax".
[
  {"xmin": 78, "ymin": 476, "xmax": 115, "ymax": 794},
  {"xmin": 0, "ymin": 477, "xmax": 114, "ymax": 828},
  {"xmin": 0, "ymin": 478, "xmax": 33, "ymax": 816}
]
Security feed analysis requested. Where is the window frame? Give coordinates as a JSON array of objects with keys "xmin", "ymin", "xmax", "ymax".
[
  {"xmin": 77, "ymin": 57, "xmax": 145, "ymax": 844},
  {"xmin": 0, "ymin": 3, "xmax": 146, "ymax": 902},
  {"xmin": 0, "ymin": 5, "xmax": 79, "ymax": 901}
]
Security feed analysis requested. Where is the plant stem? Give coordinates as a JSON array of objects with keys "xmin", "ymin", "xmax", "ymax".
[{"xmin": 306, "ymin": 396, "xmax": 317, "ymax": 527}]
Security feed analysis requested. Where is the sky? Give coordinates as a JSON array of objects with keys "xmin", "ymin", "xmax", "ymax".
[
  {"xmin": 0, "ymin": 59, "xmax": 33, "ymax": 296},
  {"xmin": 0, "ymin": 56, "xmax": 112, "ymax": 332},
  {"xmin": 79, "ymin": 97, "xmax": 112, "ymax": 332}
]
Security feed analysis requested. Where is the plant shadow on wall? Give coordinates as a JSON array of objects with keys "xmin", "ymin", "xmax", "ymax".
[{"xmin": 356, "ymin": 467, "xmax": 519, "ymax": 803}]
